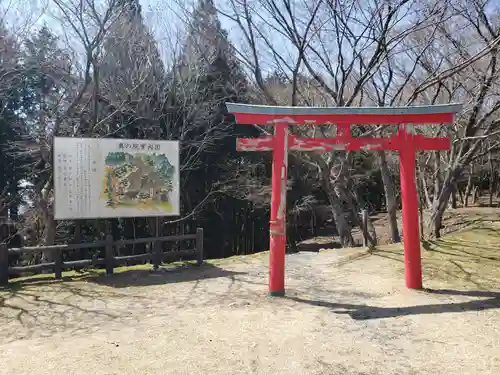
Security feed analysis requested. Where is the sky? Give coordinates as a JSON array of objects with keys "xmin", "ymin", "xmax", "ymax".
[
  {"xmin": 0, "ymin": 0, "xmax": 241, "ymax": 52},
  {"xmin": 0, "ymin": 0, "xmax": 286, "ymax": 75},
  {"xmin": 4, "ymin": 0, "xmax": 493, "ymax": 98},
  {"xmin": 138, "ymin": 0, "xmax": 278, "ymax": 71}
]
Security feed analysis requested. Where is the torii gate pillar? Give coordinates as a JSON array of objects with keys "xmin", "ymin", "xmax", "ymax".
[
  {"xmin": 227, "ymin": 103, "xmax": 462, "ymax": 296},
  {"xmin": 268, "ymin": 122, "xmax": 288, "ymax": 295}
]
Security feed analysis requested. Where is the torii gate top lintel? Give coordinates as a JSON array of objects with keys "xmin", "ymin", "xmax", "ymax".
[{"xmin": 226, "ymin": 102, "xmax": 463, "ymax": 125}]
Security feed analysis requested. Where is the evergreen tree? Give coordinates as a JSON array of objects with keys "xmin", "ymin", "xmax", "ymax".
[
  {"xmin": 0, "ymin": 24, "xmax": 28, "ymax": 220},
  {"xmin": 0, "ymin": 97, "xmax": 21, "ymax": 219},
  {"xmin": 99, "ymin": 0, "xmax": 166, "ymax": 139},
  {"xmin": 20, "ymin": 26, "xmax": 72, "ymax": 193},
  {"xmin": 116, "ymin": 0, "xmax": 142, "ymax": 16},
  {"xmin": 171, "ymin": 0, "xmax": 270, "ymax": 257},
  {"xmin": 97, "ymin": 0, "xmax": 168, "ymax": 243}
]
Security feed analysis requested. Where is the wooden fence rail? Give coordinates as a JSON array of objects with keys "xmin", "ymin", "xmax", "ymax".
[{"xmin": 0, "ymin": 228, "xmax": 204, "ymax": 286}]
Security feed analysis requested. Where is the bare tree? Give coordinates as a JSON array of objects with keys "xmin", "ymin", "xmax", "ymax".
[
  {"xmin": 402, "ymin": 1, "xmax": 500, "ymax": 236},
  {"xmin": 0, "ymin": 21, "xmax": 22, "ymax": 105},
  {"xmin": 17, "ymin": 0, "xmax": 127, "ymax": 254},
  {"xmin": 35, "ymin": 0, "xmax": 250, "ymax": 243},
  {"xmin": 218, "ymin": 0, "xmax": 455, "ymax": 245}
]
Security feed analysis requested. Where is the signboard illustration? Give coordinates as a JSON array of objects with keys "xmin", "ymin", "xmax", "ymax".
[{"xmin": 53, "ymin": 137, "xmax": 180, "ymax": 220}]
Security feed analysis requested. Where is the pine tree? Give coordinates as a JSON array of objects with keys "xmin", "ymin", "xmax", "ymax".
[
  {"xmin": 98, "ymin": 0, "xmax": 168, "ymax": 242},
  {"xmin": 171, "ymin": 0, "xmax": 270, "ymax": 258},
  {"xmin": 100, "ymin": 0, "xmax": 166, "ymax": 140},
  {"xmin": 20, "ymin": 26, "xmax": 71, "ymax": 191},
  {"xmin": 0, "ymin": 24, "xmax": 27, "ymax": 220},
  {"xmin": 116, "ymin": 0, "xmax": 142, "ymax": 17},
  {"xmin": 179, "ymin": 0, "xmax": 248, "ymax": 100}
]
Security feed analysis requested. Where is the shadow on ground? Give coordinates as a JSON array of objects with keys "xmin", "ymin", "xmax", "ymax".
[
  {"xmin": 296, "ymin": 241, "xmax": 342, "ymax": 252},
  {"xmin": 0, "ymin": 263, "xmax": 248, "ymax": 343},
  {"xmin": 423, "ymin": 238, "xmax": 499, "ymax": 261},
  {"xmin": 1, "ymin": 263, "xmax": 246, "ymax": 290},
  {"xmin": 287, "ymin": 289, "xmax": 500, "ymax": 320},
  {"xmin": 91, "ymin": 263, "xmax": 247, "ymax": 288}
]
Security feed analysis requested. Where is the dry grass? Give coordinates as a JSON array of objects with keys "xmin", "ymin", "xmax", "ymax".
[{"xmin": 372, "ymin": 220, "xmax": 500, "ymax": 290}]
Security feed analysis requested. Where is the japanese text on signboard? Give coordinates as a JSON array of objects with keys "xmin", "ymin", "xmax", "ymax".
[{"xmin": 118, "ymin": 142, "xmax": 161, "ymax": 151}]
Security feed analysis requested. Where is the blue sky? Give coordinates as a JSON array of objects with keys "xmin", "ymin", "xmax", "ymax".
[
  {"xmin": 5, "ymin": 0, "xmax": 479, "ymax": 91},
  {"xmin": 0, "ymin": 0, "xmax": 257, "ymax": 69},
  {"xmin": 138, "ymin": 0, "xmax": 264, "ymax": 68}
]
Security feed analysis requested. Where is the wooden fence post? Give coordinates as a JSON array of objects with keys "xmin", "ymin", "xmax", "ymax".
[
  {"xmin": 196, "ymin": 228, "xmax": 204, "ymax": 266},
  {"xmin": 152, "ymin": 240, "xmax": 162, "ymax": 271},
  {"xmin": 0, "ymin": 243, "xmax": 8, "ymax": 286},
  {"xmin": 361, "ymin": 209, "xmax": 369, "ymax": 248},
  {"xmin": 54, "ymin": 249, "xmax": 63, "ymax": 279},
  {"xmin": 105, "ymin": 234, "xmax": 114, "ymax": 275}
]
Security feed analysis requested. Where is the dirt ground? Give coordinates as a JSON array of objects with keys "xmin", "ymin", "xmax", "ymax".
[
  {"xmin": 300, "ymin": 205, "xmax": 500, "ymax": 250},
  {"xmin": 1, "ymin": 217, "xmax": 500, "ymax": 375}
]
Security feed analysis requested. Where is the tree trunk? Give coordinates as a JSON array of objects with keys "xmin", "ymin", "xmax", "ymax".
[
  {"xmin": 432, "ymin": 151, "xmax": 442, "ymax": 203},
  {"xmin": 317, "ymin": 157, "xmax": 354, "ymax": 247},
  {"xmin": 345, "ymin": 188, "xmax": 377, "ymax": 247},
  {"xmin": 450, "ymin": 187, "xmax": 457, "ymax": 209},
  {"xmin": 377, "ymin": 151, "xmax": 400, "ymax": 243},
  {"xmin": 35, "ymin": 176, "xmax": 56, "ymax": 265},
  {"xmin": 41, "ymin": 210, "xmax": 56, "ymax": 263},
  {"xmin": 429, "ymin": 167, "xmax": 461, "ymax": 238},
  {"xmin": 419, "ymin": 199, "xmax": 425, "ymax": 241},
  {"xmin": 471, "ymin": 185, "xmax": 479, "ymax": 205},
  {"xmin": 0, "ymin": 203, "xmax": 7, "ymax": 219},
  {"xmin": 430, "ymin": 187, "xmax": 451, "ymax": 238},
  {"xmin": 366, "ymin": 217, "xmax": 377, "ymax": 246},
  {"xmin": 489, "ymin": 182, "xmax": 494, "ymax": 207},
  {"xmin": 328, "ymin": 195, "xmax": 354, "ymax": 247},
  {"xmin": 463, "ymin": 165, "xmax": 473, "ymax": 207},
  {"xmin": 457, "ymin": 188, "xmax": 464, "ymax": 207},
  {"xmin": 9, "ymin": 204, "xmax": 18, "ymax": 222},
  {"xmin": 419, "ymin": 172, "xmax": 432, "ymax": 208},
  {"xmin": 417, "ymin": 175, "xmax": 425, "ymax": 240},
  {"xmin": 488, "ymin": 153, "xmax": 494, "ymax": 207}
]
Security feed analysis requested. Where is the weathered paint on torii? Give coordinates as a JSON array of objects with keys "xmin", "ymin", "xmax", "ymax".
[{"xmin": 226, "ymin": 102, "xmax": 463, "ymax": 296}]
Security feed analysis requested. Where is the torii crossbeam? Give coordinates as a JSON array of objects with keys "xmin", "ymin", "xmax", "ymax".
[{"xmin": 227, "ymin": 102, "xmax": 462, "ymax": 296}]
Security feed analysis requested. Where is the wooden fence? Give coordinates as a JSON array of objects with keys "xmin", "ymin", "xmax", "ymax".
[{"xmin": 0, "ymin": 228, "xmax": 204, "ymax": 286}]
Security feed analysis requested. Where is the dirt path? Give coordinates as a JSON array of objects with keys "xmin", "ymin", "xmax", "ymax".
[{"xmin": 1, "ymin": 242, "xmax": 499, "ymax": 375}]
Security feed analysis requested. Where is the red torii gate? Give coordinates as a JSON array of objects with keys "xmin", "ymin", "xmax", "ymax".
[{"xmin": 226, "ymin": 102, "xmax": 462, "ymax": 296}]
